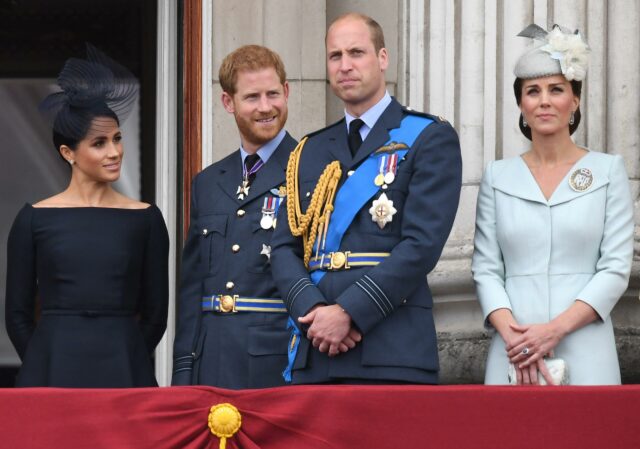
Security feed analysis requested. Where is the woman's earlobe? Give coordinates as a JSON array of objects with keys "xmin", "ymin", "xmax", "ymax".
[{"xmin": 60, "ymin": 145, "xmax": 74, "ymax": 165}]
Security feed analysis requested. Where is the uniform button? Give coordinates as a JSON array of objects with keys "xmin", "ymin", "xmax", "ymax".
[
  {"xmin": 202, "ymin": 228, "xmax": 208, "ymax": 235},
  {"xmin": 236, "ymin": 209, "xmax": 245, "ymax": 217},
  {"xmin": 225, "ymin": 281, "xmax": 234, "ymax": 290},
  {"xmin": 305, "ymin": 191, "xmax": 311, "ymax": 197},
  {"xmin": 402, "ymin": 299, "xmax": 407, "ymax": 304},
  {"xmin": 347, "ymin": 170, "xmax": 355, "ymax": 177},
  {"xmin": 231, "ymin": 244, "xmax": 240, "ymax": 253}
]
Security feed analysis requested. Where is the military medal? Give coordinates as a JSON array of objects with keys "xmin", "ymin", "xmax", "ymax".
[
  {"xmin": 569, "ymin": 168, "xmax": 593, "ymax": 192},
  {"xmin": 383, "ymin": 153, "xmax": 398, "ymax": 185},
  {"xmin": 369, "ymin": 193, "xmax": 397, "ymax": 229},
  {"xmin": 384, "ymin": 172, "xmax": 395, "ymax": 185},
  {"xmin": 237, "ymin": 156, "xmax": 265, "ymax": 200},
  {"xmin": 261, "ymin": 196, "xmax": 283, "ymax": 230},
  {"xmin": 374, "ymin": 156, "xmax": 387, "ymax": 186},
  {"xmin": 374, "ymin": 153, "xmax": 400, "ymax": 188},
  {"xmin": 260, "ymin": 214, "xmax": 274, "ymax": 230},
  {"xmin": 261, "ymin": 196, "xmax": 275, "ymax": 229},
  {"xmin": 236, "ymin": 181, "xmax": 250, "ymax": 200}
]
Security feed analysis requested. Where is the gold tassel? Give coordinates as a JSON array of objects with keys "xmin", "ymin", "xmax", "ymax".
[{"xmin": 286, "ymin": 137, "xmax": 342, "ymax": 267}]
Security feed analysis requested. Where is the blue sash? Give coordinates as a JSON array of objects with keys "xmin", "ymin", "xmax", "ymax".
[
  {"xmin": 283, "ymin": 114, "xmax": 433, "ymax": 383},
  {"xmin": 310, "ymin": 114, "xmax": 433, "ymax": 284}
]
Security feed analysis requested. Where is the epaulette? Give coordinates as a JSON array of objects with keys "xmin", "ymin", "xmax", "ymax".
[
  {"xmin": 303, "ymin": 117, "xmax": 346, "ymax": 139},
  {"xmin": 402, "ymin": 106, "xmax": 449, "ymax": 124}
]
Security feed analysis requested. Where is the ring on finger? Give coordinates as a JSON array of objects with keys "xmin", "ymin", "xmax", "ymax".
[{"xmin": 521, "ymin": 347, "xmax": 530, "ymax": 355}]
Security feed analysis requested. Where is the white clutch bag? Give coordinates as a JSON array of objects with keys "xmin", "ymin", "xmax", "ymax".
[{"xmin": 508, "ymin": 357, "xmax": 569, "ymax": 385}]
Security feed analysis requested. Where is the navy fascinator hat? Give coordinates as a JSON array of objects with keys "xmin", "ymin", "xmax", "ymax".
[{"xmin": 39, "ymin": 44, "xmax": 139, "ymax": 141}]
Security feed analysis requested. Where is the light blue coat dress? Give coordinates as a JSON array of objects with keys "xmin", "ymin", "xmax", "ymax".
[{"xmin": 472, "ymin": 151, "xmax": 633, "ymax": 385}]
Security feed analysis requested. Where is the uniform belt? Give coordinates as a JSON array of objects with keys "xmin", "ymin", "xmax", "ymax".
[
  {"xmin": 308, "ymin": 252, "xmax": 390, "ymax": 272},
  {"xmin": 201, "ymin": 295, "xmax": 287, "ymax": 313}
]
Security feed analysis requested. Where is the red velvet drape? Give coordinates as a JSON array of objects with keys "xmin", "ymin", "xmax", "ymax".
[{"xmin": 1, "ymin": 385, "xmax": 638, "ymax": 449}]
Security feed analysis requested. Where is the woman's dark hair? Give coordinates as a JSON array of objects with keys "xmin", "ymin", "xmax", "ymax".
[
  {"xmin": 52, "ymin": 104, "xmax": 119, "ymax": 162},
  {"xmin": 513, "ymin": 77, "xmax": 582, "ymax": 140}
]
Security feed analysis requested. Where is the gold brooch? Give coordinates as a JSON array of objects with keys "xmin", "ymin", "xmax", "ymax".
[
  {"xmin": 209, "ymin": 403, "xmax": 242, "ymax": 449},
  {"xmin": 569, "ymin": 168, "xmax": 593, "ymax": 192}
]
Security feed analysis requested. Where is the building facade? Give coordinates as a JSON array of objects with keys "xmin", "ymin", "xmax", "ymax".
[{"xmin": 4, "ymin": 1, "xmax": 632, "ymax": 385}]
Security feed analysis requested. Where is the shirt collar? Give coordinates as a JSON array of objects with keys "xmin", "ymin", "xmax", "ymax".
[
  {"xmin": 239, "ymin": 129, "xmax": 286, "ymax": 165},
  {"xmin": 344, "ymin": 91, "xmax": 392, "ymax": 140}
]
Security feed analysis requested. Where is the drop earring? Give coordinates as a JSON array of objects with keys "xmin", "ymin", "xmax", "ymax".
[
  {"xmin": 522, "ymin": 116, "xmax": 528, "ymax": 128},
  {"xmin": 569, "ymin": 111, "xmax": 575, "ymax": 126}
]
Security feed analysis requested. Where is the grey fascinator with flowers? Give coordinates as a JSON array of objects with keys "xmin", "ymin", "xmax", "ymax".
[
  {"xmin": 514, "ymin": 24, "xmax": 590, "ymax": 81},
  {"xmin": 39, "ymin": 44, "xmax": 139, "ymax": 141}
]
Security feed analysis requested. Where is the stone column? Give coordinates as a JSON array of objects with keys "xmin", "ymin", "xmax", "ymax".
[{"xmin": 209, "ymin": 0, "xmax": 327, "ymax": 162}]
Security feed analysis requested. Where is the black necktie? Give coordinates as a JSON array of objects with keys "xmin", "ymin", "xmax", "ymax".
[
  {"xmin": 244, "ymin": 154, "xmax": 262, "ymax": 185},
  {"xmin": 348, "ymin": 119, "xmax": 365, "ymax": 156}
]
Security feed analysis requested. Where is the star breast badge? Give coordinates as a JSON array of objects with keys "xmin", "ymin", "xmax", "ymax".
[
  {"xmin": 260, "ymin": 244, "xmax": 272, "ymax": 262},
  {"xmin": 369, "ymin": 193, "xmax": 397, "ymax": 229}
]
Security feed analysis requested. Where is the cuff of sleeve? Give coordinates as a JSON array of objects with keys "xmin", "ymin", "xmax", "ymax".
[
  {"xmin": 172, "ymin": 354, "xmax": 193, "ymax": 385},
  {"xmin": 476, "ymin": 282, "xmax": 512, "ymax": 327},
  {"xmin": 337, "ymin": 276, "xmax": 394, "ymax": 334},
  {"xmin": 285, "ymin": 277, "xmax": 328, "ymax": 320},
  {"xmin": 171, "ymin": 369, "xmax": 192, "ymax": 386},
  {"xmin": 576, "ymin": 276, "xmax": 627, "ymax": 321}
]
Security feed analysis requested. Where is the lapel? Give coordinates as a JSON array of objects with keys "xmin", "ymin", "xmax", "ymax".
[
  {"xmin": 547, "ymin": 151, "xmax": 609, "ymax": 206},
  {"xmin": 243, "ymin": 132, "xmax": 296, "ymax": 203},
  {"xmin": 350, "ymin": 99, "xmax": 404, "ymax": 168},
  {"xmin": 323, "ymin": 118, "xmax": 352, "ymax": 167},
  {"xmin": 216, "ymin": 151, "xmax": 244, "ymax": 203},
  {"xmin": 492, "ymin": 151, "xmax": 610, "ymax": 206}
]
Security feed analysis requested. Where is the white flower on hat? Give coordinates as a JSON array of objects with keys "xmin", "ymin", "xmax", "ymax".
[{"xmin": 540, "ymin": 27, "xmax": 590, "ymax": 81}]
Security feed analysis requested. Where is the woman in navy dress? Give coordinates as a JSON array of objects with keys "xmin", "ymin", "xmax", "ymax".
[{"xmin": 5, "ymin": 45, "xmax": 169, "ymax": 387}]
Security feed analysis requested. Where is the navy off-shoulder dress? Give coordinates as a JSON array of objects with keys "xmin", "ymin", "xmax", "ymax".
[{"xmin": 5, "ymin": 204, "xmax": 169, "ymax": 387}]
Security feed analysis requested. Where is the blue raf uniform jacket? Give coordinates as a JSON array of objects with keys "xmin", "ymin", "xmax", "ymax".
[
  {"xmin": 270, "ymin": 99, "xmax": 462, "ymax": 383},
  {"xmin": 172, "ymin": 132, "xmax": 297, "ymax": 388}
]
